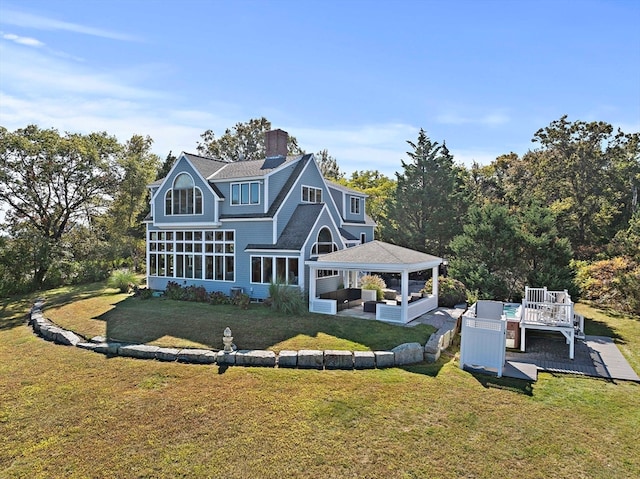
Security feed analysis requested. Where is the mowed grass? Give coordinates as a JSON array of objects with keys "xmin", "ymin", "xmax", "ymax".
[
  {"xmin": 40, "ymin": 284, "xmax": 436, "ymax": 352},
  {"xmin": 1, "ymin": 285, "xmax": 639, "ymax": 478}
]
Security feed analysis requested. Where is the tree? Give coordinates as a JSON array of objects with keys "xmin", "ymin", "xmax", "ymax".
[
  {"xmin": 0, "ymin": 125, "xmax": 120, "ymax": 288},
  {"xmin": 316, "ymin": 149, "xmax": 343, "ymax": 180},
  {"xmin": 196, "ymin": 117, "xmax": 303, "ymax": 161},
  {"xmin": 156, "ymin": 150, "xmax": 177, "ymax": 180},
  {"xmin": 381, "ymin": 130, "xmax": 467, "ymax": 257},
  {"xmin": 527, "ymin": 116, "xmax": 638, "ymax": 256},
  {"xmin": 449, "ymin": 203, "xmax": 575, "ymax": 301},
  {"xmin": 98, "ymin": 135, "xmax": 160, "ymax": 270}
]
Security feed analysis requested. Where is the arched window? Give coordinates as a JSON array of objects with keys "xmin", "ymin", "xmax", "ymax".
[
  {"xmin": 313, "ymin": 227, "xmax": 337, "ymax": 255},
  {"xmin": 165, "ymin": 173, "xmax": 202, "ymax": 215}
]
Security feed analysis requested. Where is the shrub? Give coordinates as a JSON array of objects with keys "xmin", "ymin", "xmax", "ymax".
[
  {"xmin": 107, "ymin": 269, "xmax": 138, "ymax": 293},
  {"xmin": 268, "ymin": 282, "xmax": 307, "ymax": 315},
  {"xmin": 183, "ymin": 285, "xmax": 209, "ymax": 302},
  {"xmin": 233, "ymin": 293, "xmax": 250, "ymax": 310},
  {"xmin": 360, "ymin": 274, "xmax": 387, "ymax": 301},
  {"xmin": 133, "ymin": 286, "xmax": 154, "ymax": 300},
  {"xmin": 574, "ymin": 256, "xmax": 640, "ymax": 315},
  {"xmin": 164, "ymin": 281, "xmax": 184, "ymax": 300},
  {"xmin": 209, "ymin": 291, "xmax": 231, "ymax": 305},
  {"xmin": 423, "ymin": 276, "xmax": 468, "ymax": 307}
]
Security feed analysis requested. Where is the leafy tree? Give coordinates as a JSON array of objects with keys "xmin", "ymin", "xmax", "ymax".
[
  {"xmin": 381, "ymin": 130, "xmax": 467, "ymax": 257},
  {"xmin": 343, "ymin": 170, "xmax": 395, "ymax": 227},
  {"xmin": 0, "ymin": 125, "xmax": 121, "ymax": 288},
  {"xmin": 527, "ymin": 116, "xmax": 637, "ymax": 256},
  {"xmin": 98, "ymin": 135, "xmax": 160, "ymax": 270},
  {"xmin": 316, "ymin": 149, "xmax": 343, "ymax": 180},
  {"xmin": 196, "ymin": 117, "xmax": 303, "ymax": 161}
]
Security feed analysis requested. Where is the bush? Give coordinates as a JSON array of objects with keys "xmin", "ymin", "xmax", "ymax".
[
  {"xmin": 268, "ymin": 282, "xmax": 307, "ymax": 315},
  {"xmin": 423, "ymin": 276, "xmax": 468, "ymax": 307},
  {"xmin": 107, "ymin": 269, "xmax": 138, "ymax": 293},
  {"xmin": 360, "ymin": 274, "xmax": 387, "ymax": 301},
  {"xmin": 233, "ymin": 293, "xmax": 250, "ymax": 310},
  {"xmin": 574, "ymin": 256, "xmax": 640, "ymax": 315},
  {"xmin": 209, "ymin": 291, "xmax": 231, "ymax": 305},
  {"xmin": 164, "ymin": 281, "xmax": 184, "ymax": 300},
  {"xmin": 133, "ymin": 286, "xmax": 154, "ymax": 300}
]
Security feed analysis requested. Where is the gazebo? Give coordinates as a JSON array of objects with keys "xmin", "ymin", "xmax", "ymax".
[{"xmin": 306, "ymin": 241, "xmax": 442, "ymax": 324}]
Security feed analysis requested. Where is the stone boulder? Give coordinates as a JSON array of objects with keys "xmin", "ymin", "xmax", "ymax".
[
  {"xmin": 277, "ymin": 350, "xmax": 297, "ymax": 368},
  {"xmin": 118, "ymin": 344, "xmax": 160, "ymax": 360},
  {"xmin": 297, "ymin": 349, "xmax": 324, "ymax": 369},
  {"xmin": 324, "ymin": 350, "xmax": 353, "ymax": 370},
  {"xmin": 374, "ymin": 351, "xmax": 395, "ymax": 368},
  {"xmin": 353, "ymin": 351, "xmax": 376, "ymax": 369},
  {"xmin": 177, "ymin": 349, "xmax": 217, "ymax": 364},
  {"xmin": 392, "ymin": 342, "xmax": 424, "ymax": 366},
  {"xmin": 235, "ymin": 350, "xmax": 277, "ymax": 367}
]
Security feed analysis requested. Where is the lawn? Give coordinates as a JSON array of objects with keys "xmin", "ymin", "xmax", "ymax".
[
  {"xmin": 35, "ymin": 282, "xmax": 436, "ymax": 352},
  {"xmin": 1, "ymin": 284, "xmax": 639, "ymax": 478}
]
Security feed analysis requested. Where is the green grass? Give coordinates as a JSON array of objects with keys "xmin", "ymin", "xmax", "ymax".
[
  {"xmin": 1, "ymin": 284, "xmax": 639, "ymax": 478},
  {"xmin": 39, "ymin": 286, "xmax": 435, "ymax": 352}
]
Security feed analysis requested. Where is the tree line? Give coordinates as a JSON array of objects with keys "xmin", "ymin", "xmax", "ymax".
[{"xmin": 1, "ymin": 117, "xmax": 638, "ymax": 313}]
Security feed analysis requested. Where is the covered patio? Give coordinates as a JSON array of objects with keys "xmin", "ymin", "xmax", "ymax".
[{"xmin": 306, "ymin": 241, "xmax": 442, "ymax": 324}]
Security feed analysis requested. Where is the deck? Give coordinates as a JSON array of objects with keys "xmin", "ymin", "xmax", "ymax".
[{"xmin": 503, "ymin": 331, "xmax": 640, "ymax": 382}]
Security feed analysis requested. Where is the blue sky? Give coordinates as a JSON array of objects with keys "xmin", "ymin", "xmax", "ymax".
[{"xmin": 1, "ymin": 0, "xmax": 638, "ymax": 177}]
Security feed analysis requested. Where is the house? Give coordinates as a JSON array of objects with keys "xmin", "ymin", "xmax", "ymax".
[{"xmin": 145, "ymin": 129, "xmax": 376, "ymax": 300}]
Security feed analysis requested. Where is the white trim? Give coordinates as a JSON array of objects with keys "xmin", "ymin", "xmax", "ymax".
[
  {"xmin": 220, "ymin": 217, "xmax": 272, "ymax": 223},
  {"xmin": 151, "ymin": 222, "xmax": 222, "ymax": 229}
]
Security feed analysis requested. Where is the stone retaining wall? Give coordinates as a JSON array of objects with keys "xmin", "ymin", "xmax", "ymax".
[{"xmin": 28, "ymin": 302, "xmax": 458, "ymax": 370}]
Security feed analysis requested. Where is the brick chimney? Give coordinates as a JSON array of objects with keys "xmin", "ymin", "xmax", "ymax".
[{"xmin": 265, "ymin": 129, "xmax": 288, "ymax": 158}]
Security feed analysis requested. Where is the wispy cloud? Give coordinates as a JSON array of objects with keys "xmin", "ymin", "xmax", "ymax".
[
  {"xmin": 0, "ymin": 9, "xmax": 139, "ymax": 42},
  {"xmin": 1, "ymin": 31, "xmax": 44, "ymax": 47}
]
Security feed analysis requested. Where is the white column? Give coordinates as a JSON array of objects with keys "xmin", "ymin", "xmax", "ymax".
[
  {"xmin": 432, "ymin": 266, "xmax": 439, "ymax": 298},
  {"xmin": 308, "ymin": 265, "xmax": 317, "ymax": 309},
  {"xmin": 401, "ymin": 269, "xmax": 409, "ymax": 323}
]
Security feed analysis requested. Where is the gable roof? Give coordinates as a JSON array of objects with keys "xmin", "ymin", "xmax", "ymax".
[
  {"xmin": 245, "ymin": 203, "xmax": 324, "ymax": 250},
  {"xmin": 208, "ymin": 154, "xmax": 304, "ymax": 180},
  {"xmin": 313, "ymin": 240, "xmax": 442, "ymax": 271},
  {"xmin": 327, "ymin": 180, "xmax": 369, "ymax": 197},
  {"xmin": 183, "ymin": 153, "xmax": 229, "ymax": 178}
]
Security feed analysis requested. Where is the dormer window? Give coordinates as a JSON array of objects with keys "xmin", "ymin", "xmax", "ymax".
[
  {"xmin": 231, "ymin": 181, "xmax": 260, "ymax": 205},
  {"xmin": 350, "ymin": 197, "xmax": 361, "ymax": 215},
  {"xmin": 165, "ymin": 173, "xmax": 202, "ymax": 215},
  {"xmin": 302, "ymin": 185, "xmax": 322, "ymax": 203}
]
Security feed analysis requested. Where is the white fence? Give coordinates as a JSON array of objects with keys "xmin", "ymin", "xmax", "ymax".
[{"xmin": 460, "ymin": 312, "xmax": 507, "ymax": 377}]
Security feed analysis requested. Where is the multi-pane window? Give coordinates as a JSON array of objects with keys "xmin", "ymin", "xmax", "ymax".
[
  {"xmin": 251, "ymin": 256, "xmax": 299, "ymax": 285},
  {"xmin": 317, "ymin": 269, "xmax": 338, "ymax": 278},
  {"xmin": 148, "ymin": 230, "xmax": 235, "ymax": 281},
  {"xmin": 350, "ymin": 196, "xmax": 361, "ymax": 215},
  {"xmin": 165, "ymin": 173, "xmax": 202, "ymax": 215},
  {"xmin": 312, "ymin": 227, "xmax": 337, "ymax": 255},
  {"xmin": 302, "ymin": 185, "xmax": 323, "ymax": 203},
  {"xmin": 231, "ymin": 181, "xmax": 260, "ymax": 205}
]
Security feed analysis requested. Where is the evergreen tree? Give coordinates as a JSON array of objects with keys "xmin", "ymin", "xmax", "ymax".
[
  {"xmin": 381, "ymin": 129, "xmax": 466, "ymax": 257},
  {"xmin": 316, "ymin": 149, "xmax": 343, "ymax": 180}
]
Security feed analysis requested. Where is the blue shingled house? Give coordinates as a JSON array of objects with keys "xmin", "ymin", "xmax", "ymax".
[{"xmin": 145, "ymin": 129, "xmax": 376, "ymax": 301}]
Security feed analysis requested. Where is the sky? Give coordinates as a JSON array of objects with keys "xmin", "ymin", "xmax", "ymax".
[{"xmin": 1, "ymin": 0, "xmax": 639, "ymax": 177}]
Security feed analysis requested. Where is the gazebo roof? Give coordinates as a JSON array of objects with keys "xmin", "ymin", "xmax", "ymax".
[{"xmin": 308, "ymin": 240, "xmax": 442, "ymax": 272}]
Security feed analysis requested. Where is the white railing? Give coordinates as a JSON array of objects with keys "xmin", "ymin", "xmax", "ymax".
[{"xmin": 523, "ymin": 287, "xmax": 573, "ymax": 328}]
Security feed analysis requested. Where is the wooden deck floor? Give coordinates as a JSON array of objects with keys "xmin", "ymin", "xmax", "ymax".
[{"xmin": 503, "ymin": 332, "xmax": 639, "ymax": 382}]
